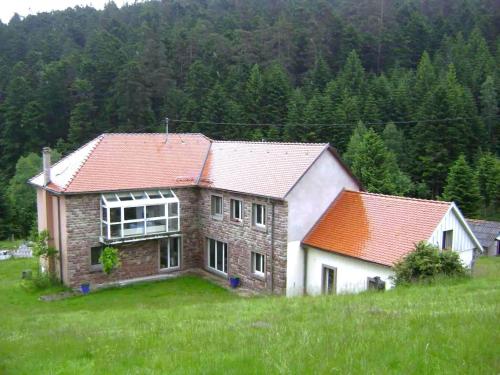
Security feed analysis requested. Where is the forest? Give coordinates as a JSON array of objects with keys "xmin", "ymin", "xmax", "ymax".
[{"xmin": 0, "ymin": 0, "xmax": 498, "ymax": 239}]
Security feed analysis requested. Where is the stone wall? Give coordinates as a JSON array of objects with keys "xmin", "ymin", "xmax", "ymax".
[
  {"xmin": 64, "ymin": 188, "xmax": 201, "ymax": 287},
  {"xmin": 198, "ymin": 189, "xmax": 288, "ymax": 294},
  {"xmin": 62, "ymin": 188, "xmax": 288, "ymax": 294}
]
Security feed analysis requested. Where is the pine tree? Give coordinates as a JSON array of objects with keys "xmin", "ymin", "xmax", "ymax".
[
  {"xmin": 476, "ymin": 153, "xmax": 500, "ymax": 209},
  {"xmin": 330, "ymin": 90, "xmax": 360, "ymax": 153},
  {"xmin": 244, "ymin": 64, "xmax": 264, "ymax": 124},
  {"xmin": 67, "ymin": 79, "xmax": 96, "ymax": 149},
  {"xmin": 479, "ymin": 76, "xmax": 498, "ymax": 151},
  {"xmin": 343, "ymin": 121, "xmax": 367, "ymax": 167},
  {"xmin": 284, "ymin": 88, "xmax": 307, "ymax": 142},
  {"xmin": 414, "ymin": 51, "xmax": 436, "ymax": 102},
  {"xmin": 261, "ymin": 63, "xmax": 291, "ymax": 124},
  {"xmin": 442, "ymin": 155, "xmax": 482, "ymax": 217},
  {"xmin": 336, "ymin": 50, "xmax": 366, "ymax": 97},
  {"xmin": 350, "ymin": 128, "xmax": 411, "ymax": 195},
  {"xmin": 382, "ymin": 122, "xmax": 407, "ymax": 169}
]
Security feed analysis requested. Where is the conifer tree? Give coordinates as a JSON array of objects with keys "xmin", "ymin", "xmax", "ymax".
[
  {"xmin": 442, "ymin": 155, "xmax": 482, "ymax": 217},
  {"xmin": 67, "ymin": 79, "xmax": 96, "ymax": 149},
  {"xmin": 479, "ymin": 76, "xmax": 498, "ymax": 151},
  {"xmin": 476, "ymin": 153, "xmax": 500, "ymax": 209},
  {"xmin": 244, "ymin": 64, "xmax": 264, "ymax": 124},
  {"xmin": 284, "ymin": 88, "xmax": 307, "ymax": 141},
  {"xmin": 343, "ymin": 121, "xmax": 367, "ymax": 167},
  {"xmin": 350, "ymin": 128, "xmax": 411, "ymax": 195}
]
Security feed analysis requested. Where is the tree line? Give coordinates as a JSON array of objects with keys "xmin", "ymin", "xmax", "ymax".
[{"xmin": 0, "ymin": 0, "xmax": 498, "ymax": 238}]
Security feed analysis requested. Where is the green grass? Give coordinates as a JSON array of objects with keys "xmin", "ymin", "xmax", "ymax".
[
  {"xmin": 0, "ymin": 238, "xmax": 24, "ymax": 250},
  {"xmin": 0, "ymin": 258, "xmax": 499, "ymax": 374}
]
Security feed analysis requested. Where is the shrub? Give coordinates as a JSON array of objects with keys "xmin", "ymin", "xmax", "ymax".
[
  {"xmin": 21, "ymin": 271, "xmax": 60, "ymax": 291},
  {"xmin": 393, "ymin": 241, "xmax": 466, "ymax": 285},
  {"xmin": 99, "ymin": 246, "xmax": 121, "ymax": 275}
]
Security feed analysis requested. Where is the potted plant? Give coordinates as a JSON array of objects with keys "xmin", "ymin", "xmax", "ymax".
[
  {"xmin": 229, "ymin": 275, "xmax": 240, "ymax": 288},
  {"xmin": 80, "ymin": 282, "xmax": 90, "ymax": 295}
]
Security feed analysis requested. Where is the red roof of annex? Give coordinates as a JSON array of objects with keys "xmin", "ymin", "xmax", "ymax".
[{"xmin": 303, "ymin": 190, "xmax": 452, "ymax": 266}]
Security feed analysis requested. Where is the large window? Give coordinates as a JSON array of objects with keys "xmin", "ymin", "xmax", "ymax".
[
  {"xmin": 207, "ymin": 238, "xmax": 227, "ymax": 275},
  {"xmin": 252, "ymin": 203, "xmax": 266, "ymax": 228},
  {"xmin": 230, "ymin": 199, "xmax": 243, "ymax": 222},
  {"xmin": 160, "ymin": 237, "xmax": 180, "ymax": 270},
  {"xmin": 211, "ymin": 195, "xmax": 223, "ymax": 219},
  {"xmin": 251, "ymin": 252, "xmax": 265, "ymax": 277},
  {"xmin": 100, "ymin": 190, "xmax": 180, "ymax": 242}
]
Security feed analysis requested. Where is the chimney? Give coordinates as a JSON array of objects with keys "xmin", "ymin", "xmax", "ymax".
[{"xmin": 42, "ymin": 147, "xmax": 51, "ymax": 186}]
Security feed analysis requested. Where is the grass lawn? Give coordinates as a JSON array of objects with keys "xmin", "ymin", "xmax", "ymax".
[
  {"xmin": 0, "ymin": 238, "xmax": 24, "ymax": 250},
  {"xmin": 0, "ymin": 258, "xmax": 499, "ymax": 374}
]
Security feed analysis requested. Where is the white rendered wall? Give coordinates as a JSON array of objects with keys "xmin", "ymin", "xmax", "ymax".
[
  {"xmin": 285, "ymin": 150, "xmax": 359, "ymax": 296},
  {"xmin": 305, "ymin": 246, "xmax": 394, "ymax": 296},
  {"xmin": 428, "ymin": 207, "xmax": 478, "ymax": 267}
]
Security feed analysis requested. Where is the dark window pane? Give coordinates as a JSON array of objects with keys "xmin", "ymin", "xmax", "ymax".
[
  {"xmin": 146, "ymin": 219, "xmax": 166, "ymax": 234},
  {"xmin": 146, "ymin": 205, "xmax": 165, "ymax": 218},
  {"xmin": 110, "ymin": 224, "xmax": 121, "ymax": 238},
  {"xmin": 101, "ymin": 222, "xmax": 108, "ymax": 238},
  {"xmin": 133, "ymin": 191, "xmax": 146, "ymax": 200},
  {"xmin": 91, "ymin": 246, "xmax": 102, "ymax": 265},
  {"xmin": 170, "ymin": 238, "xmax": 179, "ymax": 267},
  {"xmin": 223, "ymin": 243, "xmax": 227, "ymax": 273},
  {"xmin": 209, "ymin": 240, "xmax": 216, "ymax": 268},
  {"xmin": 168, "ymin": 202, "xmax": 179, "ymax": 217},
  {"xmin": 117, "ymin": 193, "xmax": 133, "ymax": 201},
  {"xmin": 168, "ymin": 218, "xmax": 179, "ymax": 232},
  {"xmin": 160, "ymin": 190, "xmax": 174, "ymax": 198},
  {"xmin": 216, "ymin": 241, "xmax": 223, "ymax": 271},
  {"xmin": 160, "ymin": 239, "xmax": 168, "ymax": 268},
  {"xmin": 101, "ymin": 207, "xmax": 108, "ymax": 222},
  {"xmin": 146, "ymin": 190, "xmax": 161, "ymax": 199},
  {"xmin": 110, "ymin": 208, "xmax": 121, "ymax": 223},
  {"xmin": 104, "ymin": 194, "xmax": 117, "ymax": 202},
  {"xmin": 124, "ymin": 206, "xmax": 144, "ymax": 221},
  {"xmin": 123, "ymin": 221, "xmax": 144, "ymax": 236}
]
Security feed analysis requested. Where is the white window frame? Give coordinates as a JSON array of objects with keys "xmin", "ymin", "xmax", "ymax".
[
  {"xmin": 207, "ymin": 238, "xmax": 228, "ymax": 275},
  {"xmin": 211, "ymin": 194, "xmax": 223, "ymax": 219},
  {"xmin": 252, "ymin": 203, "xmax": 266, "ymax": 228},
  {"xmin": 159, "ymin": 237, "xmax": 181, "ymax": 270},
  {"xmin": 100, "ymin": 189, "xmax": 180, "ymax": 241},
  {"xmin": 230, "ymin": 198, "xmax": 243, "ymax": 222},
  {"xmin": 251, "ymin": 252, "xmax": 265, "ymax": 277}
]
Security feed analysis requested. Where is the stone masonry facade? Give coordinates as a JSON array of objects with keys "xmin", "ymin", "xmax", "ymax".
[{"xmin": 62, "ymin": 187, "xmax": 288, "ymax": 294}]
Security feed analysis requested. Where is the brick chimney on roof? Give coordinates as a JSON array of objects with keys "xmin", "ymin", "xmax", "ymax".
[{"xmin": 42, "ymin": 147, "xmax": 51, "ymax": 186}]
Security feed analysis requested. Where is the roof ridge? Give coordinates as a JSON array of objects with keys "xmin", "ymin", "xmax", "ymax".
[
  {"xmin": 63, "ymin": 135, "xmax": 105, "ymax": 191},
  {"xmin": 101, "ymin": 132, "xmax": 211, "ymax": 137},
  {"xmin": 346, "ymin": 190, "xmax": 451, "ymax": 205},
  {"xmin": 212, "ymin": 140, "xmax": 328, "ymax": 146}
]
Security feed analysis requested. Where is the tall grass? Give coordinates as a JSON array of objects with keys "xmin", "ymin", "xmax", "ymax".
[{"xmin": 0, "ymin": 257, "xmax": 498, "ymax": 374}]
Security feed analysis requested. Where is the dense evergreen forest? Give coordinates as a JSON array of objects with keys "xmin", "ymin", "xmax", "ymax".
[{"xmin": 0, "ymin": 0, "xmax": 499, "ymax": 239}]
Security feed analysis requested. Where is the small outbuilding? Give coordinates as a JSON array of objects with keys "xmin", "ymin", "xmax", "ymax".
[
  {"xmin": 302, "ymin": 190, "xmax": 483, "ymax": 295},
  {"xmin": 466, "ymin": 219, "xmax": 500, "ymax": 257}
]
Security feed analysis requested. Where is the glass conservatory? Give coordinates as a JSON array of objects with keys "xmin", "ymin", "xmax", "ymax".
[{"xmin": 100, "ymin": 189, "xmax": 180, "ymax": 243}]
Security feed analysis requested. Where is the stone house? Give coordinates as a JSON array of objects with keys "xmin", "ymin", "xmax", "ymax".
[
  {"xmin": 29, "ymin": 133, "xmax": 482, "ymax": 296},
  {"xmin": 30, "ymin": 133, "xmax": 359, "ymax": 295}
]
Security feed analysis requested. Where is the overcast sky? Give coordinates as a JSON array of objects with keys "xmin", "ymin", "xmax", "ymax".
[{"xmin": 0, "ymin": 1, "xmax": 137, "ymax": 24}]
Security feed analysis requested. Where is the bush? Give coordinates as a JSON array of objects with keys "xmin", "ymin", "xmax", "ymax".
[
  {"xmin": 393, "ymin": 242, "xmax": 466, "ymax": 285},
  {"xmin": 21, "ymin": 271, "xmax": 60, "ymax": 292},
  {"xmin": 99, "ymin": 246, "xmax": 121, "ymax": 275}
]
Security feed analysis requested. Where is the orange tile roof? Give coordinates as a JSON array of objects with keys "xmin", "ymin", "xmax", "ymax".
[
  {"xmin": 303, "ymin": 190, "xmax": 451, "ymax": 266},
  {"xmin": 31, "ymin": 133, "xmax": 211, "ymax": 193},
  {"xmin": 30, "ymin": 133, "xmax": 342, "ymax": 198},
  {"xmin": 200, "ymin": 141, "xmax": 328, "ymax": 198}
]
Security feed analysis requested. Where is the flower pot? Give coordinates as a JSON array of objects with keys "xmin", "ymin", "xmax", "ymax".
[
  {"xmin": 80, "ymin": 283, "xmax": 90, "ymax": 294},
  {"xmin": 229, "ymin": 277, "xmax": 240, "ymax": 288}
]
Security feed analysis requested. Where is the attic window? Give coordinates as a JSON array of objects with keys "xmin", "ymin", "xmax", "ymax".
[{"xmin": 100, "ymin": 189, "xmax": 179, "ymax": 242}]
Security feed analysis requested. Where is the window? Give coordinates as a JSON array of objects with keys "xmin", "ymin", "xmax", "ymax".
[
  {"xmin": 251, "ymin": 252, "xmax": 265, "ymax": 277},
  {"xmin": 322, "ymin": 266, "xmax": 336, "ymax": 295},
  {"xmin": 367, "ymin": 276, "xmax": 386, "ymax": 291},
  {"xmin": 90, "ymin": 246, "xmax": 103, "ymax": 267},
  {"xmin": 207, "ymin": 238, "xmax": 227, "ymax": 274},
  {"xmin": 100, "ymin": 189, "xmax": 180, "ymax": 241},
  {"xmin": 160, "ymin": 237, "xmax": 180, "ymax": 269},
  {"xmin": 252, "ymin": 203, "xmax": 266, "ymax": 228},
  {"xmin": 442, "ymin": 230, "xmax": 453, "ymax": 250},
  {"xmin": 230, "ymin": 199, "xmax": 243, "ymax": 222},
  {"xmin": 211, "ymin": 195, "xmax": 223, "ymax": 218}
]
